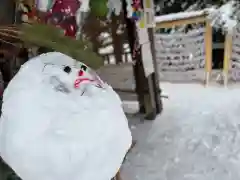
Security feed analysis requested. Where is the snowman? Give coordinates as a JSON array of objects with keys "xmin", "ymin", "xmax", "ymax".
[{"xmin": 0, "ymin": 52, "xmax": 132, "ymax": 180}]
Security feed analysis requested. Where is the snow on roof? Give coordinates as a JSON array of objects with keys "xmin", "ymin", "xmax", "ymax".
[
  {"xmin": 155, "ymin": 1, "xmax": 238, "ymax": 33},
  {"xmin": 155, "ymin": 10, "xmax": 208, "ymax": 23},
  {"xmin": 208, "ymin": 1, "xmax": 238, "ymax": 33}
]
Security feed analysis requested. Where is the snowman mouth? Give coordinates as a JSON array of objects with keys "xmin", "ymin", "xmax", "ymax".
[{"xmin": 74, "ymin": 78, "xmax": 95, "ymax": 88}]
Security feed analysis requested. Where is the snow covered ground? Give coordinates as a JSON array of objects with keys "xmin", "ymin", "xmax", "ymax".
[{"xmin": 121, "ymin": 83, "xmax": 240, "ymax": 180}]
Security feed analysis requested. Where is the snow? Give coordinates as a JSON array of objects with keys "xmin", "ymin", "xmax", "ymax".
[
  {"xmin": 99, "ymin": 43, "xmax": 130, "ymax": 54},
  {"xmin": 122, "ymin": 83, "xmax": 240, "ymax": 180},
  {"xmin": 154, "ymin": 5, "xmax": 236, "ymax": 32},
  {"xmin": 155, "ymin": 10, "xmax": 207, "ymax": 23},
  {"xmin": 208, "ymin": 1, "xmax": 238, "ymax": 33},
  {"xmin": 0, "ymin": 52, "xmax": 132, "ymax": 180},
  {"xmin": 107, "ymin": 0, "xmax": 122, "ymax": 18},
  {"xmin": 155, "ymin": 1, "xmax": 239, "ymax": 33}
]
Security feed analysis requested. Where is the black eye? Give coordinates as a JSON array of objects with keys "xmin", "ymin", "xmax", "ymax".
[
  {"xmin": 81, "ymin": 65, "xmax": 87, "ymax": 71},
  {"xmin": 63, "ymin": 66, "xmax": 71, "ymax": 73}
]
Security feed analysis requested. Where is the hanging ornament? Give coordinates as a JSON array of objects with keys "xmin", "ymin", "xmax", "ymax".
[
  {"xmin": 132, "ymin": 0, "xmax": 141, "ymax": 9},
  {"xmin": 46, "ymin": 11, "xmax": 64, "ymax": 25},
  {"xmin": 131, "ymin": 0, "xmax": 143, "ymax": 21},
  {"xmin": 50, "ymin": 0, "xmax": 81, "ymax": 16},
  {"xmin": 58, "ymin": 16, "xmax": 78, "ymax": 38},
  {"xmin": 43, "ymin": 0, "xmax": 81, "ymax": 38}
]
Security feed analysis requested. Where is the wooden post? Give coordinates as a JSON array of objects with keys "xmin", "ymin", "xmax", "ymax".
[
  {"xmin": 223, "ymin": 32, "xmax": 233, "ymax": 86},
  {"xmin": 148, "ymin": 28, "xmax": 163, "ymax": 114},
  {"xmin": 122, "ymin": 0, "xmax": 149, "ymax": 115},
  {"xmin": 204, "ymin": 20, "xmax": 212, "ymax": 86}
]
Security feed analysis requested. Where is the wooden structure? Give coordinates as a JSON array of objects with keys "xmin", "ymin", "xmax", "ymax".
[
  {"xmin": 155, "ymin": 11, "xmax": 213, "ymax": 85},
  {"xmin": 121, "ymin": 0, "xmax": 162, "ymax": 120},
  {"xmin": 222, "ymin": 32, "xmax": 232, "ymax": 86}
]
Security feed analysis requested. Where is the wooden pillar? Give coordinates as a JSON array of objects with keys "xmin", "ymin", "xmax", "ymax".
[
  {"xmin": 122, "ymin": 0, "xmax": 149, "ymax": 116},
  {"xmin": 0, "ymin": 0, "xmax": 16, "ymax": 24},
  {"xmin": 223, "ymin": 32, "xmax": 233, "ymax": 86},
  {"xmin": 148, "ymin": 28, "xmax": 163, "ymax": 114},
  {"xmin": 204, "ymin": 20, "xmax": 212, "ymax": 86}
]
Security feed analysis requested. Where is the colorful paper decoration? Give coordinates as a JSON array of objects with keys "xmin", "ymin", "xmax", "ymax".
[
  {"xmin": 43, "ymin": 0, "xmax": 81, "ymax": 38},
  {"xmin": 55, "ymin": 16, "xmax": 78, "ymax": 37},
  {"xmin": 142, "ymin": 0, "xmax": 155, "ymax": 28},
  {"xmin": 131, "ymin": 0, "xmax": 142, "ymax": 21},
  {"xmin": 50, "ymin": 0, "xmax": 81, "ymax": 16},
  {"xmin": 144, "ymin": 0, "xmax": 152, "ymax": 9}
]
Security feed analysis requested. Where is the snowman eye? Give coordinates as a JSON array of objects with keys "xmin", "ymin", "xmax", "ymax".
[
  {"xmin": 63, "ymin": 66, "xmax": 71, "ymax": 73},
  {"xmin": 81, "ymin": 65, "xmax": 87, "ymax": 71}
]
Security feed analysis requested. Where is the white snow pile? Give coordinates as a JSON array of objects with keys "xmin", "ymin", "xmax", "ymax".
[
  {"xmin": 208, "ymin": 0, "xmax": 239, "ymax": 32},
  {"xmin": 122, "ymin": 83, "xmax": 240, "ymax": 180},
  {"xmin": 155, "ymin": 0, "xmax": 240, "ymax": 33},
  {"xmin": 155, "ymin": 10, "xmax": 207, "ymax": 24},
  {"xmin": 0, "ymin": 52, "xmax": 132, "ymax": 180}
]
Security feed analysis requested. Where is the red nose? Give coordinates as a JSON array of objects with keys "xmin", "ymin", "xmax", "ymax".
[{"xmin": 78, "ymin": 70, "xmax": 83, "ymax": 76}]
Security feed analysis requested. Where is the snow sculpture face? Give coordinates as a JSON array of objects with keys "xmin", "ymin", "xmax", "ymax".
[
  {"xmin": 0, "ymin": 52, "xmax": 132, "ymax": 180},
  {"xmin": 40, "ymin": 53, "xmax": 104, "ymax": 96},
  {"xmin": 73, "ymin": 62, "xmax": 104, "ymax": 89}
]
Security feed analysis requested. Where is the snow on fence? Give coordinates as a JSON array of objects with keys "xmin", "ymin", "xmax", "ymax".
[
  {"xmin": 155, "ymin": 27, "xmax": 206, "ymax": 71},
  {"xmin": 223, "ymin": 25, "xmax": 240, "ymax": 85},
  {"xmin": 101, "ymin": 11, "xmax": 214, "ymax": 84},
  {"xmin": 154, "ymin": 11, "xmax": 212, "ymax": 84},
  {"xmin": 100, "ymin": 5, "xmax": 240, "ymax": 86}
]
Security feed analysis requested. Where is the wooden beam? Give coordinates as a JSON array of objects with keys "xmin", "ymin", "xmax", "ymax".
[
  {"xmin": 204, "ymin": 19, "xmax": 212, "ymax": 85},
  {"xmin": 147, "ymin": 28, "xmax": 162, "ymax": 114},
  {"xmin": 155, "ymin": 15, "xmax": 206, "ymax": 29},
  {"xmin": 223, "ymin": 32, "xmax": 233, "ymax": 86}
]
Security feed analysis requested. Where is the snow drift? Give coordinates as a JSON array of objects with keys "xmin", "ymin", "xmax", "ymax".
[{"xmin": 0, "ymin": 52, "xmax": 132, "ymax": 180}]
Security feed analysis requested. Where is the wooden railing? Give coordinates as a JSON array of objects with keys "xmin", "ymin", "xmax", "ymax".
[
  {"xmin": 102, "ymin": 12, "xmax": 213, "ymax": 85},
  {"xmin": 155, "ymin": 12, "xmax": 212, "ymax": 85}
]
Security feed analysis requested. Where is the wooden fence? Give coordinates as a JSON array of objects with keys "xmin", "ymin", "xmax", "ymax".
[
  {"xmin": 100, "ymin": 13, "xmax": 240, "ymax": 87},
  {"xmin": 103, "ymin": 11, "xmax": 213, "ymax": 85}
]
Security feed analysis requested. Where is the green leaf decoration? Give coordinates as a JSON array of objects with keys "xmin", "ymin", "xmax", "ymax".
[
  {"xmin": 19, "ymin": 23, "xmax": 104, "ymax": 70},
  {"xmin": 89, "ymin": 0, "xmax": 108, "ymax": 17}
]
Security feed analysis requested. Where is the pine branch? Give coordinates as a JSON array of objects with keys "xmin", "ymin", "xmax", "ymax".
[{"xmin": 19, "ymin": 23, "xmax": 103, "ymax": 69}]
